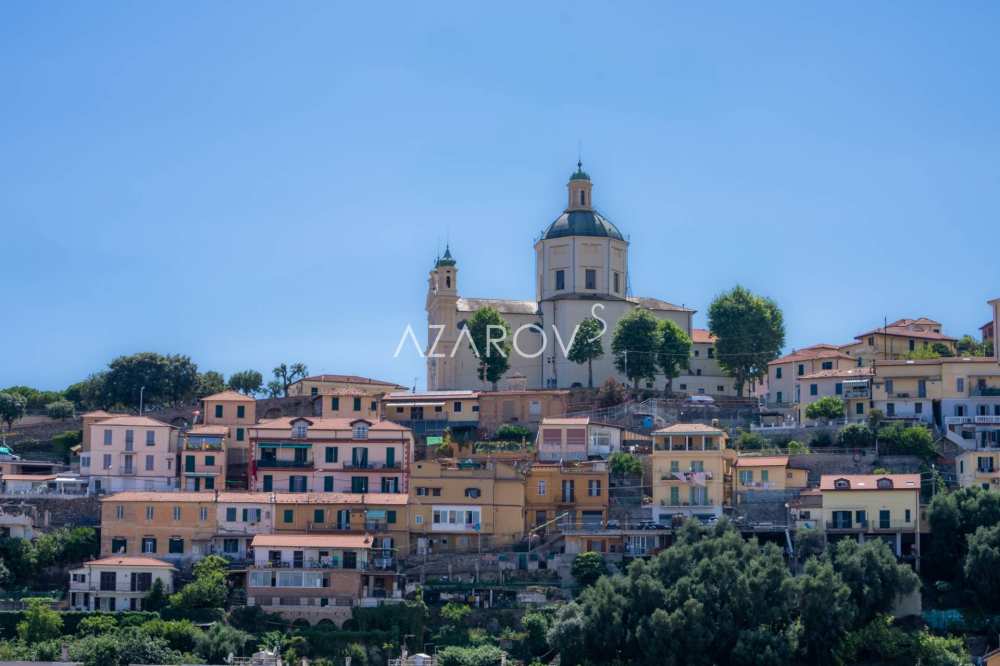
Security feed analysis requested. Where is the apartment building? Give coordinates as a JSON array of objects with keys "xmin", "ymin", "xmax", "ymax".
[
  {"xmin": 100, "ymin": 492, "xmax": 219, "ymax": 564},
  {"xmin": 841, "ymin": 318, "xmax": 957, "ymax": 365},
  {"xmin": 764, "ymin": 345, "xmax": 855, "ymax": 408},
  {"xmin": 938, "ymin": 358, "xmax": 1000, "ymax": 449},
  {"xmin": 68, "ymin": 556, "xmax": 175, "ymax": 611},
  {"xmin": 797, "ymin": 367, "xmax": 874, "ymax": 423},
  {"xmin": 270, "ymin": 493, "xmax": 409, "ymax": 562},
  {"xmin": 408, "ymin": 459, "xmax": 525, "ymax": 553},
  {"xmin": 214, "ymin": 492, "xmax": 277, "ymax": 561},
  {"xmin": 819, "ymin": 474, "xmax": 920, "ymax": 560},
  {"xmin": 675, "ymin": 328, "xmax": 738, "ymax": 397},
  {"xmin": 734, "ymin": 456, "xmax": 808, "ymax": 493},
  {"xmin": 476, "ymin": 389, "xmax": 570, "ymax": 434},
  {"xmin": 199, "ymin": 390, "xmax": 256, "ymax": 477},
  {"xmin": 249, "ymin": 417, "xmax": 413, "ymax": 495},
  {"xmin": 314, "ymin": 389, "xmax": 381, "ymax": 420},
  {"xmin": 287, "ymin": 374, "xmax": 406, "ymax": 397},
  {"xmin": 871, "ymin": 359, "xmax": 942, "ymax": 424},
  {"xmin": 956, "ymin": 448, "xmax": 1000, "ymax": 490},
  {"xmin": 81, "ymin": 416, "xmax": 178, "ymax": 493},
  {"xmin": 80, "ymin": 410, "xmax": 115, "ymax": 450},
  {"xmin": 525, "ymin": 460, "xmax": 609, "ymax": 534},
  {"xmin": 651, "ymin": 424, "xmax": 735, "ymax": 522},
  {"xmin": 382, "ymin": 390, "xmax": 480, "ymax": 441},
  {"xmin": 246, "ymin": 533, "xmax": 394, "ymax": 626},
  {"xmin": 180, "ymin": 425, "xmax": 227, "ymax": 491},
  {"xmin": 536, "ymin": 417, "xmax": 621, "ymax": 461}
]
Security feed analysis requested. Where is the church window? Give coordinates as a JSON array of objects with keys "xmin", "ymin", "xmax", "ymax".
[
  {"xmin": 585, "ymin": 269, "xmax": 596, "ymax": 290},
  {"xmin": 555, "ymin": 270, "xmax": 565, "ymax": 291},
  {"xmin": 613, "ymin": 272, "xmax": 620, "ymax": 293},
  {"xmin": 446, "ymin": 275, "xmax": 451, "ymax": 288},
  {"xmin": 579, "ymin": 190, "xmax": 585, "ymax": 206}
]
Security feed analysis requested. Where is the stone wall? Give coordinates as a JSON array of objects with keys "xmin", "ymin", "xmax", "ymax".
[{"xmin": 0, "ymin": 495, "xmax": 101, "ymax": 529}]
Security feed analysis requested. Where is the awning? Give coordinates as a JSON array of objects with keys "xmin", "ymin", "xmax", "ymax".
[
  {"xmin": 367, "ymin": 510, "xmax": 386, "ymax": 519},
  {"xmin": 842, "ymin": 379, "xmax": 869, "ymax": 386}
]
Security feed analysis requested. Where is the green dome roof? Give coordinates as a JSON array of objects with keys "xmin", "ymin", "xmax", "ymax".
[
  {"xmin": 570, "ymin": 160, "xmax": 590, "ymax": 181},
  {"xmin": 543, "ymin": 210, "xmax": 624, "ymax": 241},
  {"xmin": 435, "ymin": 245, "xmax": 456, "ymax": 267}
]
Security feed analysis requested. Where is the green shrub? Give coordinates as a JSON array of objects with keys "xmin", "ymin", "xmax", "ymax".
[
  {"xmin": 494, "ymin": 424, "xmax": 532, "ymax": 441},
  {"xmin": 838, "ymin": 423, "xmax": 873, "ymax": 448}
]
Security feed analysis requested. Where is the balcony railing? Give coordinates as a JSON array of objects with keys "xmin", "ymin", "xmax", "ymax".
[
  {"xmin": 255, "ymin": 559, "xmax": 369, "ymax": 571},
  {"xmin": 183, "ymin": 465, "xmax": 224, "ymax": 475},
  {"xmin": 971, "ymin": 386, "xmax": 1000, "ymax": 397},
  {"xmin": 826, "ymin": 520, "xmax": 914, "ymax": 531},
  {"xmin": 341, "ymin": 462, "xmax": 401, "ymax": 471},
  {"xmin": 185, "ymin": 441, "xmax": 224, "ymax": 451},
  {"xmin": 256, "ymin": 459, "xmax": 314, "ymax": 469},
  {"xmin": 119, "ymin": 466, "xmax": 136, "ymax": 475},
  {"xmin": 659, "ymin": 499, "xmax": 712, "ymax": 507},
  {"xmin": 306, "ymin": 521, "xmax": 353, "ymax": 532},
  {"xmin": 945, "ymin": 415, "xmax": 1000, "ymax": 426},
  {"xmin": 661, "ymin": 471, "xmax": 713, "ymax": 482}
]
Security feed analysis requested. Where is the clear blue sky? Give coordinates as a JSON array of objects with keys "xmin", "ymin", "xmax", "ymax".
[{"xmin": 3, "ymin": 2, "xmax": 998, "ymax": 391}]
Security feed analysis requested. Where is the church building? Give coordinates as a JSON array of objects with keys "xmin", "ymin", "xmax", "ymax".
[{"xmin": 426, "ymin": 164, "xmax": 735, "ymax": 395}]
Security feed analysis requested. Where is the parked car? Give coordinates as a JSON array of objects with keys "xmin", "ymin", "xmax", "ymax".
[{"xmin": 686, "ymin": 395, "xmax": 716, "ymax": 404}]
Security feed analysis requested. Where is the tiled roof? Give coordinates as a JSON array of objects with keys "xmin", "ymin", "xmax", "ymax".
[
  {"xmin": 384, "ymin": 390, "xmax": 479, "ymax": 401},
  {"xmin": 736, "ymin": 456, "xmax": 788, "ymax": 468},
  {"xmin": 652, "ymin": 423, "xmax": 725, "ymax": 435},
  {"xmin": 101, "ymin": 491, "xmax": 408, "ymax": 505},
  {"xmin": 89, "ymin": 416, "xmax": 173, "ymax": 428},
  {"xmin": 819, "ymin": 474, "xmax": 920, "ymax": 491},
  {"xmin": 1, "ymin": 474, "xmax": 58, "ymax": 481},
  {"xmin": 769, "ymin": 344, "xmax": 852, "ymax": 366},
  {"xmin": 85, "ymin": 556, "xmax": 175, "ymax": 568},
  {"xmin": 251, "ymin": 534, "xmax": 372, "ymax": 549},
  {"xmin": 540, "ymin": 417, "xmax": 590, "ymax": 426},
  {"xmin": 799, "ymin": 367, "xmax": 874, "ymax": 380},
  {"xmin": 691, "ymin": 328, "xmax": 716, "ymax": 344},
  {"xmin": 201, "ymin": 390, "xmax": 256, "ymax": 403},
  {"xmin": 297, "ymin": 374, "xmax": 406, "ymax": 388},
  {"xmin": 187, "ymin": 425, "xmax": 229, "ymax": 435},
  {"xmin": 251, "ymin": 417, "xmax": 408, "ymax": 432},
  {"xmin": 854, "ymin": 320, "xmax": 956, "ymax": 342},
  {"xmin": 628, "ymin": 296, "xmax": 695, "ymax": 313},
  {"xmin": 81, "ymin": 410, "xmax": 116, "ymax": 418}
]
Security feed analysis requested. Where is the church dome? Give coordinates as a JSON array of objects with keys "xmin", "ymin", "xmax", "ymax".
[{"xmin": 543, "ymin": 210, "xmax": 624, "ymax": 241}]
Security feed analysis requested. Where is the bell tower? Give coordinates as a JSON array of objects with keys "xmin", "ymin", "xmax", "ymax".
[
  {"xmin": 426, "ymin": 246, "xmax": 459, "ymax": 390},
  {"xmin": 566, "ymin": 161, "xmax": 593, "ymax": 211}
]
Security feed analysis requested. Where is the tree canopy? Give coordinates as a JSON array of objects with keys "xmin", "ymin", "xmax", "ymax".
[
  {"xmin": 611, "ymin": 308, "xmax": 659, "ymax": 388},
  {"xmin": 567, "ymin": 317, "xmax": 605, "ymax": 389},
  {"xmin": 655, "ymin": 319, "xmax": 691, "ymax": 394},
  {"xmin": 228, "ymin": 369, "xmax": 264, "ymax": 396},
  {"xmin": 804, "ymin": 396, "xmax": 845, "ymax": 422},
  {"xmin": 707, "ymin": 286, "xmax": 785, "ymax": 397},
  {"xmin": 466, "ymin": 307, "xmax": 512, "ymax": 390}
]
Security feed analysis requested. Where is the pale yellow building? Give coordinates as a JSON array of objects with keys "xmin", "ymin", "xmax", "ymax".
[
  {"xmin": 956, "ymin": 448, "xmax": 1000, "ymax": 490},
  {"xmin": 476, "ymin": 389, "xmax": 570, "ymax": 434},
  {"xmin": 675, "ymin": 328, "xmax": 738, "ymax": 397},
  {"xmin": 524, "ymin": 460, "xmax": 609, "ymax": 533},
  {"xmin": 199, "ymin": 390, "xmax": 256, "ymax": 481},
  {"xmin": 871, "ymin": 359, "xmax": 942, "ymax": 424},
  {"xmin": 180, "ymin": 425, "xmax": 227, "ymax": 492},
  {"xmin": 734, "ymin": 456, "xmax": 808, "ymax": 492},
  {"xmin": 841, "ymin": 318, "xmax": 957, "ymax": 366},
  {"xmin": 81, "ymin": 416, "xmax": 178, "ymax": 494},
  {"xmin": 651, "ymin": 424, "xmax": 735, "ymax": 522},
  {"xmin": 819, "ymin": 474, "xmax": 920, "ymax": 560},
  {"xmin": 100, "ymin": 491, "xmax": 220, "ymax": 564},
  {"xmin": 408, "ymin": 459, "xmax": 525, "ymax": 553},
  {"xmin": 382, "ymin": 390, "xmax": 480, "ymax": 441},
  {"xmin": 314, "ymin": 389, "xmax": 381, "ymax": 421},
  {"xmin": 287, "ymin": 374, "xmax": 405, "ymax": 397}
]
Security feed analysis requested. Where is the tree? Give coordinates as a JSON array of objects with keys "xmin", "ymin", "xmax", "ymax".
[
  {"xmin": 655, "ymin": 320, "xmax": 691, "ymax": 394},
  {"xmin": 611, "ymin": 308, "xmax": 659, "ymax": 389},
  {"xmin": 77, "ymin": 614, "xmax": 117, "ymax": 635},
  {"xmin": 905, "ymin": 344, "xmax": 940, "ymax": 360},
  {"xmin": 227, "ymin": 370, "xmax": 263, "ymax": 396},
  {"xmin": 707, "ymin": 286, "xmax": 785, "ymax": 397},
  {"xmin": 804, "ymin": 396, "xmax": 844, "ymax": 422},
  {"xmin": 0, "ymin": 392, "xmax": 26, "ymax": 430},
  {"xmin": 608, "ymin": 451, "xmax": 642, "ymax": 476},
  {"xmin": 104, "ymin": 352, "xmax": 171, "ymax": 408},
  {"xmin": 272, "ymin": 363, "xmax": 308, "ymax": 397},
  {"xmin": 794, "ymin": 528, "xmax": 826, "ymax": 564},
  {"xmin": 17, "ymin": 598, "xmax": 63, "ymax": 643},
  {"xmin": 466, "ymin": 308, "xmax": 512, "ymax": 390},
  {"xmin": 964, "ymin": 523, "xmax": 1000, "ymax": 610},
  {"xmin": 567, "ymin": 317, "xmax": 605, "ymax": 389},
  {"xmin": 570, "ymin": 551, "xmax": 608, "ymax": 587},
  {"xmin": 195, "ymin": 623, "xmax": 253, "ymax": 663},
  {"xmin": 45, "ymin": 399, "xmax": 75, "ymax": 420},
  {"xmin": 838, "ymin": 423, "xmax": 874, "ymax": 448},
  {"xmin": 266, "ymin": 380, "xmax": 283, "ymax": 398},
  {"xmin": 597, "ymin": 377, "xmax": 625, "ymax": 407},
  {"xmin": 144, "ymin": 578, "xmax": 168, "ymax": 612},
  {"xmin": 494, "ymin": 424, "xmax": 531, "ymax": 441},
  {"xmin": 163, "ymin": 354, "xmax": 199, "ymax": 405},
  {"xmin": 830, "ymin": 539, "xmax": 919, "ymax": 625},
  {"xmin": 735, "ymin": 431, "xmax": 770, "ymax": 451},
  {"xmin": 793, "ymin": 558, "xmax": 855, "ymax": 665},
  {"xmin": 63, "ymin": 373, "xmax": 109, "ymax": 410},
  {"xmin": 931, "ymin": 342, "xmax": 954, "ymax": 357},
  {"xmin": 520, "ymin": 611, "xmax": 550, "ymax": 659},
  {"xmin": 169, "ymin": 554, "xmax": 228, "ymax": 609},
  {"xmin": 194, "ymin": 371, "xmax": 226, "ymax": 398}
]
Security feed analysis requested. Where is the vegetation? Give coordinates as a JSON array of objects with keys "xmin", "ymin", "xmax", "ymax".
[
  {"xmin": 271, "ymin": 363, "xmax": 309, "ymax": 397},
  {"xmin": 608, "ymin": 451, "xmax": 642, "ymax": 475},
  {"xmin": 567, "ymin": 317, "xmax": 605, "ymax": 389},
  {"xmin": 570, "ymin": 551, "xmax": 608, "ymax": 587},
  {"xmin": 611, "ymin": 308, "xmax": 660, "ymax": 389},
  {"xmin": 957, "ymin": 334, "xmax": 993, "ymax": 358},
  {"xmin": 707, "ymin": 285, "xmax": 785, "ymax": 397},
  {"xmin": 0, "ymin": 392, "xmax": 27, "ymax": 430},
  {"xmin": 493, "ymin": 424, "xmax": 532, "ymax": 441},
  {"xmin": 804, "ymin": 396, "xmax": 844, "ymax": 422},
  {"xmin": 44, "ymin": 399, "xmax": 75, "ymax": 420},
  {"xmin": 168, "ymin": 555, "xmax": 229, "ymax": 610},
  {"xmin": 548, "ymin": 520, "xmax": 924, "ymax": 666},
  {"xmin": 466, "ymin": 307, "xmax": 512, "ymax": 390},
  {"xmin": 597, "ymin": 377, "xmax": 625, "ymax": 407},
  {"xmin": 838, "ymin": 423, "xmax": 874, "ymax": 448},
  {"xmin": 655, "ymin": 319, "xmax": 691, "ymax": 394},
  {"xmin": 194, "ymin": 371, "xmax": 226, "ymax": 398},
  {"xmin": 227, "ymin": 369, "xmax": 264, "ymax": 396},
  {"xmin": 0, "ymin": 527, "xmax": 99, "ymax": 588}
]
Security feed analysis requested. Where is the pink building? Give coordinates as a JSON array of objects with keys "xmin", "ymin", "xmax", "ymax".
[
  {"xmin": 81, "ymin": 416, "xmax": 178, "ymax": 493},
  {"xmin": 248, "ymin": 417, "xmax": 413, "ymax": 495}
]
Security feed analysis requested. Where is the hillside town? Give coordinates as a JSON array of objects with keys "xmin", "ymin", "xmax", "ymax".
[{"xmin": 0, "ymin": 165, "xmax": 997, "ymax": 666}]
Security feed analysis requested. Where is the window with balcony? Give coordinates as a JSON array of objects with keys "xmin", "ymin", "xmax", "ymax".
[
  {"xmin": 669, "ymin": 486, "xmax": 680, "ymax": 505},
  {"xmin": 353, "ymin": 423, "xmax": 369, "ymax": 439},
  {"xmin": 352, "ymin": 477, "xmax": 369, "ymax": 493},
  {"xmin": 587, "ymin": 480, "xmax": 601, "ymax": 496},
  {"xmin": 351, "ymin": 447, "xmax": 369, "ymax": 467},
  {"xmin": 325, "ymin": 447, "xmax": 338, "ymax": 463},
  {"xmin": 561, "ymin": 480, "xmax": 575, "ymax": 503},
  {"xmin": 288, "ymin": 476, "xmax": 308, "ymax": 493},
  {"xmin": 381, "ymin": 477, "xmax": 399, "ymax": 493}
]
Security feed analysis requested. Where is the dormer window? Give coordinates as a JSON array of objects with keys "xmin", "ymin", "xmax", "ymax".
[
  {"xmin": 290, "ymin": 419, "xmax": 310, "ymax": 438},
  {"xmin": 353, "ymin": 423, "xmax": 369, "ymax": 440},
  {"xmin": 834, "ymin": 478, "xmax": 850, "ymax": 489},
  {"xmin": 876, "ymin": 478, "xmax": 893, "ymax": 489}
]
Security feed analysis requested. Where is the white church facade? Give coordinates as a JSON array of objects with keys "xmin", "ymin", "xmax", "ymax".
[{"xmin": 425, "ymin": 164, "xmax": 737, "ymax": 395}]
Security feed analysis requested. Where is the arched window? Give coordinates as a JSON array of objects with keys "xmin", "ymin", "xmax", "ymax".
[
  {"xmin": 876, "ymin": 477, "xmax": 893, "ymax": 489},
  {"xmin": 834, "ymin": 478, "xmax": 850, "ymax": 489},
  {"xmin": 579, "ymin": 190, "xmax": 585, "ymax": 206},
  {"xmin": 446, "ymin": 275, "xmax": 451, "ymax": 288}
]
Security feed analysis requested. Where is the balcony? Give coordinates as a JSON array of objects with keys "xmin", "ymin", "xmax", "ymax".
[
  {"xmin": 119, "ymin": 466, "xmax": 136, "ymax": 476},
  {"xmin": 843, "ymin": 388, "xmax": 870, "ymax": 399},
  {"xmin": 946, "ymin": 415, "xmax": 1000, "ymax": 426},
  {"xmin": 826, "ymin": 520, "xmax": 914, "ymax": 531},
  {"xmin": 255, "ymin": 559, "xmax": 369, "ymax": 571},
  {"xmin": 341, "ymin": 462, "xmax": 401, "ymax": 471},
  {"xmin": 185, "ymin": 440, "xmax": 224, "ymax": 451},
  {"xmin": 971, "ymin": 385, "xmax": 1000, "ymax": 397},
  {"xmin": 306, "ymin": 522, "xmax": 353, "ymax": 533},
  {"xmin": 183, "ymin": 465, "xmax": 224, "ymax": 476},
  {"xmin": 661, "ymin": 471, "xmax": 714, "ymax": 483},
  {"xmin": 256, "ymin": 459, "xmax": 314, "ymax": 469},
  {"xmin": 659, "ymin": 499, "xmax": 712, "ymax": 508}
]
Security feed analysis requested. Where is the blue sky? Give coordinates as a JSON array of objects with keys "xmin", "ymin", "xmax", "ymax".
[{"xmin": 2, "ymin": 1, "xmax": 998, "ymax": 391}]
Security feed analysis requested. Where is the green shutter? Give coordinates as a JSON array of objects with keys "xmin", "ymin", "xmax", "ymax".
[
  {"xmin": 263, "ymin": 475, "xmax": 273, "ymax": 492},
  {"xmin": 283, "ymin": 509, "xmax": 294, "ymax": 523},
  {"xmin": 386, "ymin": 448, "xmax": 395, "ymax": 468},
  {"xmin": 324, "ymin": 476, "xmax": 334, "ymax": 492},
  {"xmin": 314, "ymin": 509, "xmax": 325, "ymax": 524},
  {"xmin": 387, "ymin": 510, "xmax": 397, "ymax": 524}
]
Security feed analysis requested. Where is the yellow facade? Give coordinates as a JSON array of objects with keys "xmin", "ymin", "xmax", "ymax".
[
  {"xmin": 315, "ymin": 391, "xmax": 382, "ymax": 420},
  {"xmin": 408, "ymin": 459, "xmax": 525, "ymax": 552},
  {"xmin": 651, "ymin": 424, "xmax": 734, "ymax": 521},
  {"xmin": 287, "ymin": 374, "xmax": 405, "ymax": 397},
  {"xmin": 956, "ymin": 449, "xmax": 1000, "ymax": 490},
  {"xmin": 796, "ymin": 367, "xmax": 873, "ymax": 423},
  {"xmin": 100, "ymin": 492, "xmax": 219, "ymax": 563},
  {"xmin": 765, "ymin": 345, "xmax": 855, "ymax": 407},
  {"xmin": 180, "ymin": 426, "xmax": 228, "ymax": 491},
  {"xmin": 269, "ymin": 493, "xmax": 410, "ymax": 557},
  {"xmin": 200, "ymin": 391, "xmax": 256, "ymax": 471},
  {"xmin": 843, "ymin": 318, "xmax": 957, "ymax": 366},
  {"xmin": 734, "ymin": 456, "xmax": 807, "ymax": 492},
  {"xmin": 524, "ymin": 461, "xmax": 609, "ymax": 534},
  {"xmin": 871, "ymin": 359, "xmax": 942, "ymax": 423},
  {"xmin": 819, "ymin": 474, "xmax": 920, "ymax": 559}
]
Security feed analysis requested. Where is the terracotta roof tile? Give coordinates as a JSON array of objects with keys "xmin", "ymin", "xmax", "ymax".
[
  {"xmin": 201, "ymin": 390, "xmax": 256, "ymax": 403},
  {"xmin": 652, "ymin": 423, "xmax": 726, "ymax": 435},
  {"xmin": 736, "ymin": 456, "xmax": 788, "ymax": 467},
  {"xmin": 819, "ymin": 474, "xmax": 920, "ymax": 491},
  {"xmin": 691, "ymin": 328, "xmax": 717, "ymax": 344},
  {"xmin": 799, "ymin": 367, "xmax": 874, "ymax": 380},
  {"xmin": 251, "ymin": 534, "xmax": 372, "ymax": 549},
  {"xmin": 90, "ymin": 416, "xmax": 174, "ymax": 428},
  {"xmin": 84, "ymin": 556, "xmax": 175, "ymax": 568},
  {"xmin": 770, "ymin": 345, "xmax": 853, "ymax": 366}
]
